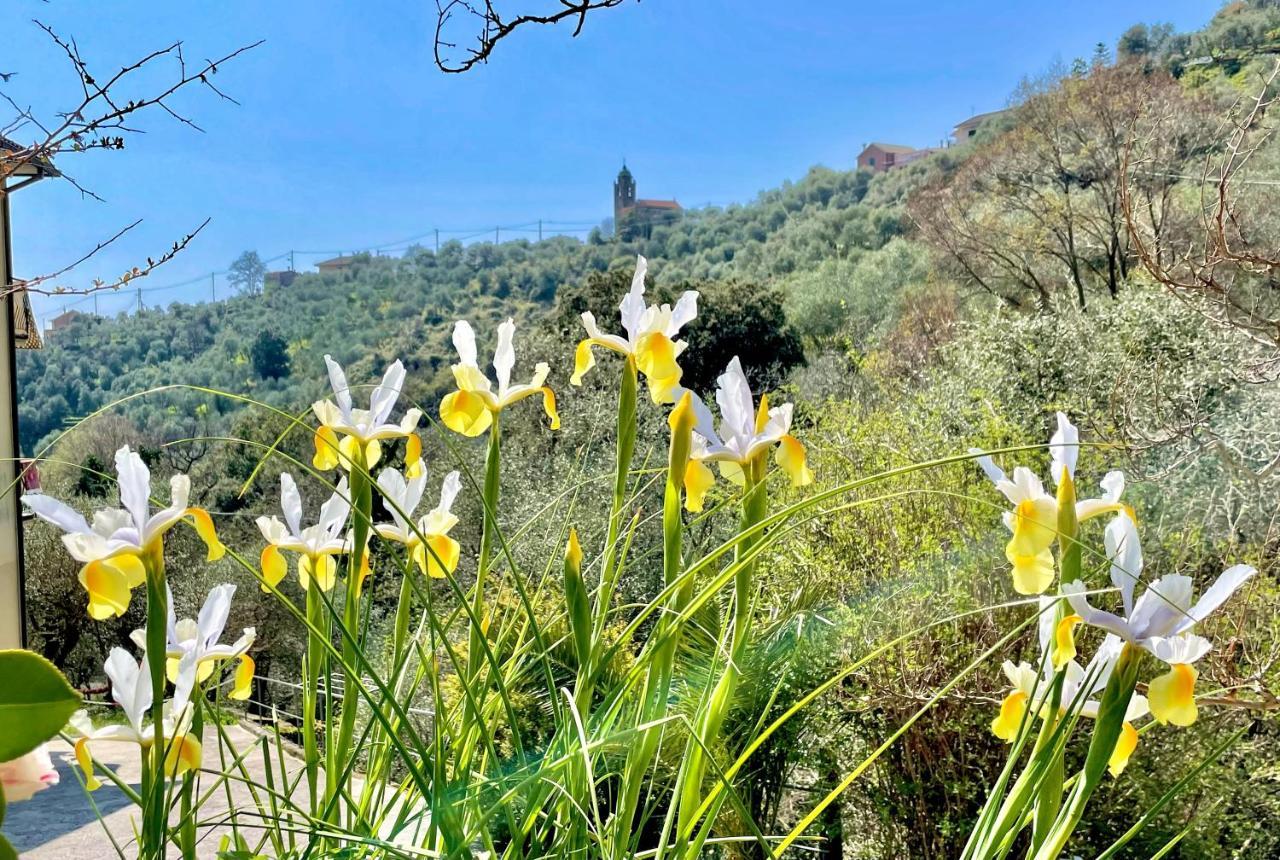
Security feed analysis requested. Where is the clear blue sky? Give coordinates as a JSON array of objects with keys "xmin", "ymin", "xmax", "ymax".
[{"xmin": 2, "ymin": 0, "xmax": 1218, "ymax": 319}]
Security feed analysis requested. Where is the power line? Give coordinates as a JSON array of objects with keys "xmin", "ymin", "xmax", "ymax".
[{"xmin": 46, "ymin": 213, "xmax": 605, "ymax": 317}]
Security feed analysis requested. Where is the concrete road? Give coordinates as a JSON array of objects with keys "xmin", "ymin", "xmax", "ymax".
[{"xmin": 5, "ymin": 723, "xmax": 308, "ymax": 859}]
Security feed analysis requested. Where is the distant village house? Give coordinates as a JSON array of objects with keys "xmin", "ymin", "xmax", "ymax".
[
  {"xmin": 614, "ymin": 164, "xmax": 682, "ymax": 240},
  {"xmin": 316, "ymin": 255, "xmax": 359, "ymax": 274},
  {"xmin": 952, "ymin": 109, "xmax": 1008, "ymax": 143},
  {"xmin": 264, "ymin": 270, "xmax": 299, "ymax": 289}
]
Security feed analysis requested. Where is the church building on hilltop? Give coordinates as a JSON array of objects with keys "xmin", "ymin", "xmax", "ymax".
[{"xmin": 613, "ymin": 164, "xmax": 681, "ymax": 240}]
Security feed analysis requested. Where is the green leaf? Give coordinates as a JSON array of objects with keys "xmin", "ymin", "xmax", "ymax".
[
  {"xmin": 0, "ymin": 650, "xmax": 81, "ymax": 761},
  {"xmin": 0, "ymin": 833, "xmax": 16, "ymax": 860}
]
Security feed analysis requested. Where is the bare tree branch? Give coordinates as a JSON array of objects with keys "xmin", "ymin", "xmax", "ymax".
[
  {"xmin": 0, "ymin": 21, "xmax": 260, "ymax": 298},
  {"xmin": 433, "ymin": 0, "xmax": 634, "ymax": 74}
]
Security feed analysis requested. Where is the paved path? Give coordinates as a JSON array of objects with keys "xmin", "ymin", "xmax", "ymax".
[{"xmin": 5, "ymin": 723, "xmax": 307, "ymax": 859}]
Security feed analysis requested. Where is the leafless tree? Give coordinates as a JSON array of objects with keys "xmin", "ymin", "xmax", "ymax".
[
  {"xmin": 0, "ymin": 20, "xmax": 260, "ymax": 299},
  {"xmin": 433, "ymin": 0, "xmax": 634, "ymax": 73},
  {"xmin": 1123, "ymin": 61, "xmax": 1280, "ymax": 350}
]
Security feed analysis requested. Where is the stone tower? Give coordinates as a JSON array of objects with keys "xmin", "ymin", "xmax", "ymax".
[{"xmin": 613, "ymin": 163, "xmax": 636, "ymax": 225}]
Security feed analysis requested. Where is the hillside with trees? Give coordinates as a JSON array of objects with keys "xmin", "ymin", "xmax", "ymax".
[{"xmin": 18, "ymin": 3, "xmax": 1280, "ymax": 857}]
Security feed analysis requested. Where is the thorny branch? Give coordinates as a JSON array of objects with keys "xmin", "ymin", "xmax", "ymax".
[
  {"xmin": 0, "ymin": 20, "xmax": 260, "ymax": 299},
  {"xmin": 433, "ymin": 0, "xmax": 633, "ymax": 74}
]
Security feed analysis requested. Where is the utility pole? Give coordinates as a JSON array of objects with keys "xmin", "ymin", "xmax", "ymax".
[
  {"xmin": 434, "ymin": 229, "xmax": 439, "ymax": 253},
  {"xmin": 495, "ymin": 226, "xmax": 499, "ymax": 245},
  {"xmin": 136, "ymin": 287, "xmax": 143, "ymax": 314},
  {"xmin": 210, "ymin": 272, "xmax": 216, "ymax": 302},
  {"xmin": 289, "ymin": 250, "xmax": 295, "ymax": 272},
  {"xmin": 93, "ymin": 294, "xmax": 98, "ymax": 315},
  {"xmin": 538, "ymin": 219, "xmax": 543, "ymax": 241}
]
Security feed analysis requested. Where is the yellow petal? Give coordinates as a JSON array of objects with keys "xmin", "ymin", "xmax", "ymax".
[
  {"xmin": 230, "ymin": 654, "xmax": 254, "ymax": 701},
  {"xmin": 166, "ymin": 656, "xmax": 182, "ymax": 684},
  {"xmin": 776, "ymin": 434, "xmax": 814, "ymax": 487},
  {"xmin": 755, "ymin": 393, "xmax": 770, "ymax": 434},
  {"xmin": 440, "ymin": 390, "xmax": 493, "ymax": 437},
  {"xmin": 421, "ymin": 534, "xmax": 461, "ymax": 579},
  {"xmin": 313, "ymin": 426, "xmax": 340, "ymax": 471},
  {"xmin": 669, "ymin": 389, "xmax": 696, "ymax": 434},
  {"xmin": 719, "ymin": 460, "xmax": 746, "ymax": 487},
  {"xmin": 565, "ymin": 528, "xmax": 582, "ymax": 568},
  {"xmin": 684, "ymin": 459, "xmax": 716, "ymax": 513},
  {"xmin": 1005, "ymin": 543, "xmax": 1055, "ymax": 595},
  {"xmin": 991, "ymin": 690, "xmax": 1029, "ymax": 742},
  {"xmin": 571, "ymin": 339, "xmax": 597, "ymax": 386},
  {"xmin": 112, "ymin": 554, "xmax": 147, "ymax": 589},
  {"xmin": 185, "ymin": 507, "xmax": 226, "ymax": 561},
  {"xmin": 405, "ymin": 434, "xmax": 423, "ymax": 477},
  {"xmin": 540, "ymin": 386, "xmax": 561, "ymax": 431},
  {"xmin": 356, "ymin": 549, "xmax": 372, "ymax": 594},
  {"xmin": 163, "ymin": 733, "xmax": 203, "ymax": 778},
  {"xmin": 1053, "ymin": 614, "xmax": 1083, "ymax": 671},
  {"xmin": 1010, "ymin": 497, "xmax": 1058, "ymax": 555},
  {"xmin": 79, "ymin": 560, "xmax": 133, "ymax": 620},
  {"xmin": 1108, "ymin": 721, "xmax": 1139, "ymax": 778},
  {"xmin": 338, "ymin": 435, "xmax": 381, "ymax": 470},
  {"xmin": 260, "ymin": 545, "xmax": 288, "ymax": 592},
  {"xmin": 300, "ymin": 554, "xmax": 337, "ymax": 592},
  {"xmin": 1149, "ymin": 663, "xmax": 1198, "ymax": 726},
  {"xmin": 645, "ymin": 370, "xmax": 682, "ymax": 405},
  {"xmin": 452, "ymin": 363, "xmax": 492, "ymax": 393},
  {"xmin": 75, "ymin": 738, "xmax": 101, "ymax": 791},
  {"xmin": 634, "ymin": 333, "xmax": 681, "ymax": 403}
]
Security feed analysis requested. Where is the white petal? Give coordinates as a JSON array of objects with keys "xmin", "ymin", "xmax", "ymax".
[
  {"xmin": 493, "ymin": 319, "xmax": 516, "ymax": 396},
  {"xmin": 105, "ymin": 647, "xmax": 150, "ymax": 733},
  {"xmin": 667, "ymin": 290, "xmax": 699, "ymax": 335},
  {"xmin": 619, "ymin": 256, "xmax": 648, "ymax": 342},
  {"xmin": 1180, "ymin": 564, "xmax": 1255, "ymax": 632},
  {"xmin": 452, "ymin": 320, "xmax": 478, "ymax": 367},
  {"xmin": 969, "ymin": 450, "xmax": 1008, "ymax": 487},
  {"xmin": 1104, "ymin": 513, "xmax": 1142, "ymax": 617},
  {"xmin": 196, "ymin": 584, "xmax": 235, "ymax": 651},
  {"xmin": 438, "ymin": 470, "xmax": 462, "ymax": 513},
  {"xmin": 114, "ymin": 446, "xmax": 152, "ymax": 530},
  {"xmin": 1130, "ymin": 575, "xmax": 1195, "ymax": 639},
  {"xmin": 323, "ymin": 355, "xmax": 353, "ymax": 418},
  {"xmin": 318, "ymin": 477, "xmax": 351, "ymax": 540},
  {"xmin": 21, "ymin": 493, "xmax": 91, "ymax": 535},
  {"xmin": 1144, "ymin": 633, "xmax": 1213, "ymax": 666},
  {"xmin": 1099, "ymin": 470, "xmax": 1125, "ymax": 503},
  {"xmin": 1048, "ymin": 412, "xmax": 1079, "ymax": 485},
  {"xmin": 369, "ymin": 360, "xmax": 406, "ymax": 428},
  {"xmin": 1063, "ymin": 580, "xmax": 1136, "ymax": 642},
  {"xmin": 715, "ymin": 357, "xmax": 756, "ymax": 444},
  {"xmin": 280, "ymin": 473, "xmax": 303, "ymax": 538}
]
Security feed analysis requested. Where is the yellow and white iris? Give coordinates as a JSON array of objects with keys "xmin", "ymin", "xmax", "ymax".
[
  {"xmin": 255, "ymin": 473, "xmax": 351, "ymax": 592},
  {"xmin": 570, "ymin": 255, "xmax": 700, "ymax": 403},
  {"xmin": 991, "ymin": 604, "xmax": 1150, "ymax": 777},
  {"xmin": 70, "ymin": 648, "xmax": 202, "ymax": 791},
  {"xmin": 312, "ymin": 356, "xmax": 423, "ymax": 472},
  {"xmin": 374, "ymin": 468, "xmax": 463, "ymax": 578},
  {"xmin": 129, "ymin": 583, "xmax": 254, "ymax": 701},
  {"xmin": 21, "ymin": 445, "xmax": 225, "ymax": 620},
  {"xmin": 439, "ymin": 319, "xmax": 560, "ymax": 437},
  {"xmin": 676, "ymin": 356, "xmax": 813, "ymax": 512},
  {"xmin": 971, "ymin": 413, "xmax": 1130, "ymax": 594},
  {"xmin": 1064, "ymin": 513, "xmax": 1256, "ymax": 727}
]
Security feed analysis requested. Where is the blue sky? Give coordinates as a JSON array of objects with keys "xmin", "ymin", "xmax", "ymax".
[{"xmin": 3, "ymin": 0, "xmax": 1218, "ymax": 319}]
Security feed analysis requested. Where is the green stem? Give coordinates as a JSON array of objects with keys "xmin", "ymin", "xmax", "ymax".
[
  {"xmin": 142, "ymin": 543, "xmax": 168, "ymax": 860},
  {"xmin": 301, "ymin": 576, "xmax": 325, "ymax": 813},
  {"xmin": 1033, "ymin": 644, "xmax": 1142, "ymax": 860},
  {"xmin": 612, "ymin": 386, "xmax": 692, "ymax": 858},
  {"xmin": 593, "ymin": 357, "xmax": 638, "ymax": 640},
  {"xmin": 676, "ymin": 455, "xmax": 768, "ymax": 849},
  {"xmin": 331, "ymin": 451, "xmax": 373, "ymax": 827}
]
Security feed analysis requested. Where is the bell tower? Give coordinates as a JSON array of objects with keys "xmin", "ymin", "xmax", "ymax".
[{"xmin": 613, "ymin": 162, "xmax": 636, "ymax": 225}]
